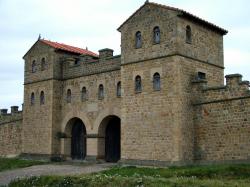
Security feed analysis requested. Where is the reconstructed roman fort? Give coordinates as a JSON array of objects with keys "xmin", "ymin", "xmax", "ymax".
[{"xmin": 0, "ymin": 1, "xmax": 249, "ymax": 165}]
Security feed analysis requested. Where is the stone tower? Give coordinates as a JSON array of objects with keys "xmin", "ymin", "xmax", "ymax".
[
  {"xmin": 21, "ymin": 39, "xmax": 97, "ymax": 157},
  {"xmin": 118, "ymin": 2, "xmax": 227, "ymax": 164},
  {"xmin": 22, "ymin": 39, "xmax": 62, "ymax": 157},
  {"xmin": 1, "ymin": 1, "xmax": 250, "ymax": 165}
]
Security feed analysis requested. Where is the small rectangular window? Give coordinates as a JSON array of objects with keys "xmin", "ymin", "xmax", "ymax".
[
  {"xmin": 198, "ymin": 72, "xmax": 206, "ymax": 80},
  {"xmin": 74, "ymin": 59, "xmax": 80, "ymax": 65}
]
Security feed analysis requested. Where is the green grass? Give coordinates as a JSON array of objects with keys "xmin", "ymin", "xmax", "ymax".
[
  {"xmin": 8, "ymin": 164, "xmax": 250, "ymax": 187},
  {"xmin": 0, "ymin": 157, "xmax": 46, "ymax": 172},
  {"xmin": 102, "ymin": 164, "xmax": 250, "ymax": 179}
]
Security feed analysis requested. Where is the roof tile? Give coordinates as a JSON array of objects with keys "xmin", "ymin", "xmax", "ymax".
[{"xmin": 40, "ymin": 39, "xmax": 98, "ymax": 57}]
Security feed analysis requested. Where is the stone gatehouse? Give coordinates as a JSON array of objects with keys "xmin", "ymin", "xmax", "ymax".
[{"xmin": 1, "ymin": 1, "xmax": 250, "ymax": 165}]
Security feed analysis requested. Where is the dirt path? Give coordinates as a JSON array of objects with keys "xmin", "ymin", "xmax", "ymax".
[{"xmin": 0, "ymin": 163, "xmax": 113, "ymax": 186}]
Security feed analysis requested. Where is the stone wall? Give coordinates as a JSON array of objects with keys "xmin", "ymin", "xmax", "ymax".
[
  {"xmin": 172, "ymin": 56, "xmax": 224, "ymax": 162},
  {"xmin": 62, "ymin": 55, "xmax": 121, "ymax": 80},
  {"xmin": 120, "ymin": 54, "xmax": 225, "ymax": 163},
  {"xmin": 22, "ymin": 80, "xmax": 54, "ymax": 155},
  {"xmin": 118, "ymin": 1, "xmax": 225, "ymax": 163},
  {"xmin": 60, "ymin": 69, "xmax": 121, "ymax": 159},
  {"xmin": 18, "ymin": 1, "xmax": 250, "ymax": 165},
  {"xmin": 121, "ymin": 56, "xmax": 182, "ymax": 162},
  {"xmin": 119, "ymin": 2, "xmax": 224, "ymax": 69},
  {"xmin": 0, "ymin": 111, "xmax": 22, "ymax": 157},
  {"xmin": 24, "ymin": 42, "xmax": 55, "ymax": 84},
  {"xmin": 119, "ymin": 3, "xmax": 178, "ymax": 64},
  {"xmin": 176, "ymin": 17, "xmax": 224, "ymax": 68},
  {"xmin": 193, "ymin": 74, "xmax": 250, "ymax": 162}
]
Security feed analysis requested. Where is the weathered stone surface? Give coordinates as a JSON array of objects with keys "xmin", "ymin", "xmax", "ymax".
[
  {"xmin": 0, "ymin": 112, "xmax": 22, "ymax": 156},
  {"xmin": 0, "ymin": 1, "xmax": 249, "ymax": 165}
]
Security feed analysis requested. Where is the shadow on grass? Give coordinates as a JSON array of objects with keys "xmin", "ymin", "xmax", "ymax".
[{"xmin": 0, "ymin": 157, "xmax": 47, "ymax": 172}]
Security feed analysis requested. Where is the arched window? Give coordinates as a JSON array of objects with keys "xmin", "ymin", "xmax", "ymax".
[
  {"xmin": 117, "ymin": 81, "xmax": 121, "ymax": 97},
  {"xmin": 81, "ymin": 87, "xmax": 87, "ymax": 101},
  {"xmin": 32, "ymin": 60, "xmax": 36, "ymax": 73},
  {"xmin": 40, "ymin": 91, "xmax": 45, "ymax": 105},
  {"xmin": 186, "ymin": 25, "xmax": 192, "ymax": 44},
  {"xmin": 41, "ymin": 58, "xmax": 46, "ymax": 71},
  {"xmin": 31, "ymin": 92, "xmax": 35, "ymax": 105},
  {"xmin": 98, "ymin": 84, "xmax": 104, "ymax": 99},
  {"xmin": 153, "ymin": 26, "xmax": 160, "ymax": 44},
  {"xmin": 153, "ymin": 73, "xmax": 161, "ymax": 91},
  {"xmin": 135, "ymin": 75, "xmax": 142, "ymax": 93},
  {"xmin": 66, "ymin": 89, "xmax": 71, "ymax": 103},
  {"xmin": 135, "ymin": 31, "xmax": 142, "ymax": 48}
]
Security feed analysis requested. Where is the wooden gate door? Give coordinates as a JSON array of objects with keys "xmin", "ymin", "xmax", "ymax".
[
  {"xmin": 71, "ymin": 119, "xmax": 86, "ymax": 160},
  {"xmin": 105, "ymin": 117, "xmax": 121, "ymax": 162}
]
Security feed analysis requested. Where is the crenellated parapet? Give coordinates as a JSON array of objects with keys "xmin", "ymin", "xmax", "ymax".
[
  {"xmin": 0, "ymin": 106, "xmax": 23, "ymax": 125},
  {"xmin": 192, "ymin": 74, "xmax": 250, "ymax": 105},
  {"xmin": 0, "ymin": 105, "xmax": 22, "ymax": 157},
  {"xmin": 192, "ymin": 74, "xmax": 250, "ymax": 162},
  {"xmin": 62, "ymin": 49, "xmax": 121, "ymax": 80}
]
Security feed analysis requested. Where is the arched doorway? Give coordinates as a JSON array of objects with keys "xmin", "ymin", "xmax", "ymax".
[
  {"xmin": 98, "ymin": 115, "xmax": 121, "ymax": 162},
  {"xmin": 71, "ymin": 119, "xmax": 86, "ymax": 159},
  {"xmin": 64, "ymin": 118, "xmax": 86, "ymax": 160}
]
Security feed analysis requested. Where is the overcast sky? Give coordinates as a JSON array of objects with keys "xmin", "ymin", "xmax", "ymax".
[{"xmin": 0, "ymin": 0, "xmax": 249, "ymax": 110}]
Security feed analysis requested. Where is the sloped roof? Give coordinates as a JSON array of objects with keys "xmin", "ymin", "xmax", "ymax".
[
  {"xmin": 117, "ymin": 1, "xmax": 227, "ymax": 35},
  {"xmin": 40, "ymin": 39, "xmax": 98, "ymax": 56}
]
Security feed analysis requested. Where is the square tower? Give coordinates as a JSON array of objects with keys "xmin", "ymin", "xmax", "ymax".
[{"xmin": 118, "ymin": 2, "xmax": 227, "ymax": 164}]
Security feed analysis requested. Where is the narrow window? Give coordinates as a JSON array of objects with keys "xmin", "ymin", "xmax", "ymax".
[
  {"xmin": 98, "ymin": 84, "xmax": 104, "ymax": 99},
  {"xmin": 81, "ymin": 87, "xmax": 87, "ymax": 101},
  {"xmin": 135, "ymin": 75, "xmax": 142, "ymax": 93},
  {"xmin": 67, "ymin": 89, "xmax": 71, "ymax": 103},
  {"xmin": 197, "ymin": 72, "xmax": 206, "ymax": 80},
  {"xmin": 117, "ymin": 81, "xmax": 121, "ymax": 97},
  {"xmin": 41, "ymin": 58, "xmax": 46, "ymax": 71},
  {"xmin": 153, "ymin": 73, "xmax": 161, "ymax": 91},
  {"xmin": 153, "ymin": 26, "xmax": 160, "ymax": 44},
  {"xmin": 74, "ymin": 58, "xmax": 80, "ymax": 65},
  {"xmin": 31, "ymin": 92, "xmax": 35, "ymax": 105},
  {"xmin": 40, "ymin": 91, "xmax": 45, "ymax": 105},
  {"xmin": 186, "ymin": 25, "xmax": 192, "ymax": 44},
  {"xmin": 32, "ymin": 60, "xmax": 36, "ymax": 73},
  {"xmin": 135, "ymin": 31, "xmax": 142, "ymax": 48}
]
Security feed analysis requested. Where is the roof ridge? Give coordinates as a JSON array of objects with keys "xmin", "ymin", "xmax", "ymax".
[
  {"xmin": 41, "ymin": 39, "xmax": 83, "ymax": 50},
  {"xmin": 40, "ymin": 39, "xmax": 98, "ymax": 57},
  {"xmin": 117, "ymin": 1, "xmax": 227, "ymax": 35}
]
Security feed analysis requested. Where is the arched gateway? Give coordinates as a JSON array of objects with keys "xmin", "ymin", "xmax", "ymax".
[
  {"xmin": 64, "ymin": 118, "xmax": 86, "ymax": 160},
  {"xmin": 98, "ymin": 115, "xmax": 121, "ymax": 162},
  {"xmin": 71, "ymin": 119, "xmax": 86, "ymax": 159}
]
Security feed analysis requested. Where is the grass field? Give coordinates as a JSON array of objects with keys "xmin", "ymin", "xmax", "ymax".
[
  {"xmin": 0, "ymin": 157, "xmax": 46, "ymax": 172},
  {"xmin": 8, "ymin": 164, "xmax": 250, "ymax": 187}
]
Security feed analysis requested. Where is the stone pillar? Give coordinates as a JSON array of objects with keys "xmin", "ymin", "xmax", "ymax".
[
  {"xmin": 11, "ymin": 106, "xmax": 19, "ymax": 114},
  {"xmin": 191, "ymin": 79, "xmax": 207, "ymax": 103},
  {"xmin": 86, "ymin": 136, "xmax": 98, "ymax": 161},
  {"xmin": 98, "ymin": 48, "xmax": 113, "ymax": 59},
  {"xmin": 65, "ymin": 57, "xmax": 76, "ymax": 66},
  {"xmin": 225, "ymin": 74, "xmax": 242, "ymax": 88},
  {"xmin": 239, "ymin": 81, "xmax": 250, "ymax": 91},
  {"xmin": 0, "ymin": 109, "xmax": 8, "ymax": 115}
]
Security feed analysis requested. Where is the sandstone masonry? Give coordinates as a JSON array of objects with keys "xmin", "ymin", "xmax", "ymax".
[{"xmin": 0, "ymin": 1, "xmax": 249, "ymax": 165}]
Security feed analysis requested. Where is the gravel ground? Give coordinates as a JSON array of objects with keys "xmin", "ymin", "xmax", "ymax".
[{"xmin": 0, "ymin": 163, "xmax": 114, "ymax": 186}]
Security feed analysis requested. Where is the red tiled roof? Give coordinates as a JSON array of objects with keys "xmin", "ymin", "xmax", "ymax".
[
  {"xmin": 117, "ymin": 1, "xmax": 227, "ymax": 35},
  {"xmin": 40, "ymin": 39, "xmax": 98, "ymax": 57}
]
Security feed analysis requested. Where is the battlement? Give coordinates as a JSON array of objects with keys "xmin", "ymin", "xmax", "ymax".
[
  {"xmin": 62, "ymin": 51, "xmax": 121, "ymax": 80},
  {"xmin": 192, "ymin": 74, "xmax": 250, "ymax": 105},
  {"xmin": 0, "ymin": 106, "xmax": 23, "ymax": 125},
  {"xmin": 98, "ymin": 48, "xmax": 114, "ymax": 59}
]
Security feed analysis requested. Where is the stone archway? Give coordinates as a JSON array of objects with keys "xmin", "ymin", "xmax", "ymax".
[
  {"xmin": 98, "ymin": 115, "xmax": 121, "ymax": 162},
  {"xmin": 64, "ymin": 118, "xmax": 87, "ymax": 160}
]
